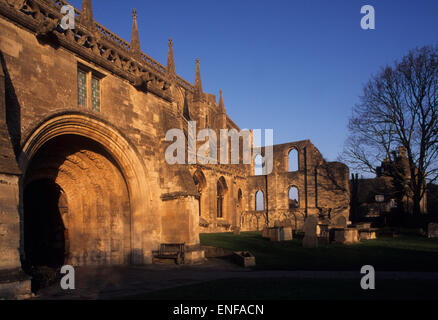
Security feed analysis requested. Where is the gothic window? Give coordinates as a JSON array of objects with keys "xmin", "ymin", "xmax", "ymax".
[
  {"xmin": 254, "ymin": 154, "xmax": 263, "ymax": 176},
  {"xmin": 78, "ymin": 66, "xmax": 102, "ymax": 112},
  {"xmin": 288, "ymin": 186, "xmax": 299, "ymax": 209},
  {"xmin": 77, "ymin": 69, "xmax": 87, "ymax": 108},
  {"xmin": 288, "ymin": 149, "xmax": 299, "ymax": 172},
  {"xmin": 217, "ymin": 181, "xmax": 224, "ymax": 218},
  {"xmin": 91, "ymin": 76, "xmax": 101, "ymax": 112},
  {"xmin": 255, "ymin": 190, "xmax": 264, "ymax": 211}
]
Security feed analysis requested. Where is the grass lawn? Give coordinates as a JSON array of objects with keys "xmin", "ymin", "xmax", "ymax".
[
  {"xmin": 200, "ymin": 231, "xmax": 438, "ymax": 272},
  {"xmin": 123, "ymin": 231, "xmax": 438, "ymax": 300},
  {"xmin": 126, "ymin": 277, "xmax": 438, "ymax": 300}
]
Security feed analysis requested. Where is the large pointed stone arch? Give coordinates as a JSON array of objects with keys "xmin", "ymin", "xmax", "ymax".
[{"xmin": 18, "ymin": 112, "xmax": 157, "ymax": 264}]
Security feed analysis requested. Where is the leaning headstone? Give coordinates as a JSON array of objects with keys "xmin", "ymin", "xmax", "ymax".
[
  {"xmin": 428, "ymin": 223, "xmax": 438, "ymax": 238},
  {"xmin": 303, "ymin": 216, "xmax": 318, "ymax": 248}
]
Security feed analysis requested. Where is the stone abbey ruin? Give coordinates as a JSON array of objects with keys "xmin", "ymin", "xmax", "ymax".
[{"xmin": 0, "ymin": 0, "xmax": 352, "ymax": 297}]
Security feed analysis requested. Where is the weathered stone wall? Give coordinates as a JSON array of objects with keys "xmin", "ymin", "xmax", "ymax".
[
  {"xmin": 0, "ymin": 0, "xmax": 351, "ymax": 280},
  {"xmin": 241, "ymin": 141, "xmax": 350, "ymax": 231},
  {"xmin": 0, "ymin": 10, "xmax": 199, "ymax": 265},
  {"xmin": 0, "ymin": 174, "xmax": 21, "ymax": 270}
]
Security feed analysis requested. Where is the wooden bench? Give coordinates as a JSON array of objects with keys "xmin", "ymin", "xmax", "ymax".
[{"xmin": 153, "ymin": 243, "xmax": 185, "ymax": 264}]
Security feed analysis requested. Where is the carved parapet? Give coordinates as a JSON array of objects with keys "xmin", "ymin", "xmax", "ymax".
[
  {"xmin": 5, "ymin": 0, "xmax": 25, "ymax": 10},
  {"xmin": 133, "ymin": 72, "xmax": 155, "ymax": 88},
  {"xmin": 35, "ymin": 17, "xmax": 58, "ymax": 36},
  {"xmin": 0, "ymin": 0, "xmax": 184, "ymax": 102}
]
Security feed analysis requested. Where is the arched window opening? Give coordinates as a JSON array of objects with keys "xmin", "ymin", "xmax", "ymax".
[
  {"xmin": 255, "ymin": 190, "xmax": 264, "ymax": 211},
  {"xmin": 288, "ymin": 149, "xmax": 299, "ymax": 172},
  {"xmin": 193, "ymin": 170, "xmax": 206, "ymax": 217},
  {"xmin": 237, "ymin": 189, "xmax": 243, "ymax": 206},
  {"xmin": 254, "ymin": 154, "xmax": 263, "ymax": 176},
  {"xmin": 217, "ymin": 181, "xmax": 224, "ymax": 218},
  {"xmin": 288, "ymin": 186, "xmax": 299, "ymax": 209}
]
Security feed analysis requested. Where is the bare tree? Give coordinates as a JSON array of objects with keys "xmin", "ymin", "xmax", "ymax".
[{"xmin": 342, "ymin": 45, "xmax": 438, "ymax": 216}]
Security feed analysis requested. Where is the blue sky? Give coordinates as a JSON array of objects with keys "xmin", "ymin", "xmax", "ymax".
[{"xmin": 69, "ymin": 0, "xmax": 438, "ymax": 162}]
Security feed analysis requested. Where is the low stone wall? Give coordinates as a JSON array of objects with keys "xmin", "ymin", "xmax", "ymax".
[
  {"xmin": 201, "ymin": 246, "xmax": 233, "ymax": 258},
  {"xmin": 185, "ymin": 250, "xmax": 206, "ymax": 264}
]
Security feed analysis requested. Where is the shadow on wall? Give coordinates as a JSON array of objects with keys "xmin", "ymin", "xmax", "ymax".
[
  {"xmin": 0, "ymin": 50, "xmax": 21, "ymax": 158},
  {"xmin": 23, "ymin": 179, "xmax": 66, "ymax": 270}
]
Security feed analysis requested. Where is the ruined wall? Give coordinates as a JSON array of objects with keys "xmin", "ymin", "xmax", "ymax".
[{"xmin": 241, "ymin": 141, "xmax": 350, "ymax": 231}]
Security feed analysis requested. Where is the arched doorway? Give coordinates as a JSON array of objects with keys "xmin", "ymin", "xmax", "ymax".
[
  {"xmin": 23, "ymin": 135, "xmax": 131, "ymax": 267},
  {"xmin": 19, "ymin": 113, "xmax": 156, "ymax": 266}
]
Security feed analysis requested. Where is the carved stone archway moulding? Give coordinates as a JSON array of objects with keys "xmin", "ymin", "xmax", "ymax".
[{"xmin": 18, "ymin": 113, "xmax": 158, "ymax": 264}]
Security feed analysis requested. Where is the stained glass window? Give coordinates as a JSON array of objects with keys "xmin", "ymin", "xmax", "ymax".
[
  {"xmin": 91, "ymin": 76, "xmax": 100, "ymax": 112},
  {"xmin": 77, "ymin": 69, "xmax": 87, "ymax": 107}
]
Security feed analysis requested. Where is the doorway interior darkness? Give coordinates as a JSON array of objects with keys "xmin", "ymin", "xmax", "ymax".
[{"xmin": 24, "ymin": 179, "xmax": 67, "ymax": 268}]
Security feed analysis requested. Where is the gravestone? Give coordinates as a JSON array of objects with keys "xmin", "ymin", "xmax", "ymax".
[
  {"xmin": 334, "ymin": 227, "xmax": 360, "ymax": 244},
  {"xmin": 318, "ymin": 224, "xmax": 330, "ymax": 245},
  {"xmin": 303, "ymin": 216, "xmax": 318, "ymax": 248},
  {"xmin": 281, "ymin": 226, "xmax": 293, "ymax": 241},
  {"xmin": 262, "ymin": 227, "xmax": 293, "ymax": 242},
  {"xmin": 261, "ymin": 227, "xmax": 269, "ymax": 239},
  {"xmin": 334, "ymin": 215, "xmax": 348, "ymax": 228},
  {"xmin": 269, "ymin": 228, "xmax": 281, "ymax": 242},
  {"xmin": 233, "ymin": 226, "xmax": 241, "ymax": 235},
  {"xmin": 358, "ymin": 229, "xmax": 377, "ymax": 240},
  {"xmin": 428, "ymin": 223, "xmax": 438, "ymax": 238}
]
